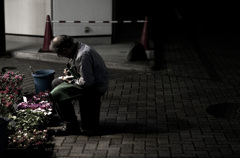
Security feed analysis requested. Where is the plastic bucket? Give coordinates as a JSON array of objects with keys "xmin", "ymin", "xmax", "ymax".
[
  {"xmin": 32, "ymin": 69, "xmax": 55, "ymax": 93},
  {"xmin": 0, "ymin": 118, "xmax": 8, "ymax": 153}
]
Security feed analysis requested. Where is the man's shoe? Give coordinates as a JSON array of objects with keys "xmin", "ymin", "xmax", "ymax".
[
  {"xmin": 80, "ymin": 128, "xmax": 101, "ymax": 136},
  {"xmin": 55, "ymin": 122, "xmax": 81, "ymax": 136}
]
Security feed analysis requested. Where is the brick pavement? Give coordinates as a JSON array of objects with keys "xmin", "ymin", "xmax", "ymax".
[{"xmin": 1, "ymin": 32, "xmax": 240, "ymax": 157}]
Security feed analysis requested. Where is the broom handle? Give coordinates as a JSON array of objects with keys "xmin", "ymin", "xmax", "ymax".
[{"xmin": 29, "ymin": 66, "xmax": 35, "ymax": 74}]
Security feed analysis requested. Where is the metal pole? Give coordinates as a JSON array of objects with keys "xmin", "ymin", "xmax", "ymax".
[{"xmin": 0, "ymin": 0, "xmax": 6, "ymax": 57}]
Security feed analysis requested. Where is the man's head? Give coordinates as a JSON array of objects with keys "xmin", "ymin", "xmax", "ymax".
[{"xmin": 49, "ymin": 35, "xmax": 76, "ymax": 58}]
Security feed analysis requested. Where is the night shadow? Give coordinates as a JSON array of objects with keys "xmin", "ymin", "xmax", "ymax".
[
  {"xmin": 206, "ymin": 103, "xmax": 240, "ymax": 120},
  {"xmin": 98, "ymin": 119, "xmax": 190, "ymax": 135},
  {"xmin": 99, "ymin": 123, "xmax": 160, "ymax": 135},
  {"xmin": 191, "ymin": 39, "xmax": 222, "ymax": 81},
  {"xmin": 3, "ymin": 143, "xmax": 55, "ymax": 158},
  {"xmin": 1, "ymin": 66, "xmax": 17, "ymax": 74},
  {"xmin": 107, "ymin": 68, "xmax": 139, "ymax": 80}
]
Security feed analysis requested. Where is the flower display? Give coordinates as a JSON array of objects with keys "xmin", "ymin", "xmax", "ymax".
[
  {"xmin": 0, "ymin": 71, "xmax": 24, "ymax": 93},
  {"xmin": 8, "ymin": 129, "xmax": 49, "ymax": 149},
  {"xmin": 7, "ymin": 99, "xmax": 53, "ymax": 149},
  {"xmin": 11, "ymin": 108, "xmax": 50, "ymax": 131},
  {"xmin": 32, "ymin": 91, "xmax": 51, "ymax": 102},
  {"xmin": 0, "ymin": 71, "xmax": 24, "ymax": 118},
  {"xmin": 17, "ymin": 92, "xmax": 52, "ymax": 111},
  {"xmin": 1, "ymin": 71, "xmax": 53, "ymax": 150},
  {"xmin": 17, "ymin": 101, "xmax": 52, "ymax": 111},
  {"xmin": 8, "ymin": 92, "xmax": 53, "ymax": 148}
]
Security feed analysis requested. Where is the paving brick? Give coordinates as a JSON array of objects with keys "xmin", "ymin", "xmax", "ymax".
[
  {"xmin": 3, "ymin": 31, "xmax": 240, "ymax": 158},
  {"xmin": 56, "ymin": 149, "xmax": 71, "ymax": 157}
]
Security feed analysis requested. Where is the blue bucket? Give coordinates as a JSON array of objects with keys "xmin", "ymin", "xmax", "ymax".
[{"xmin": 32, "ymin": 69, "xmax": 55, "ymax": 93}]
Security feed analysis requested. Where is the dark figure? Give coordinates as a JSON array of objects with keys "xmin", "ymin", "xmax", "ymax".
[{"xmin": 49, "ymin": 35, "xmax": 109, "ymax": 135}]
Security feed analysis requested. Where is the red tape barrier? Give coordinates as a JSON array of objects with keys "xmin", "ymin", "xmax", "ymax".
[{"xmin": 51, "ymin": 20, "xmax": 147, "ymax": 23}]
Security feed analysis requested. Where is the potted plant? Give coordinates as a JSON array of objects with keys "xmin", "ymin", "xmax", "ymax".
[
  {"xmin": 17, "ymin": 91, "xmax": 52, "ymax": 111},
  {"xmin": 8, "ymin": 129, "xmax": 49, "ymax": 149},
  {"xmin": 1, "ymin": 72, "xmax": 54, "ymax": 156},
  {"xmin": 6, "ymin": 129, "xmax": 51, "ymax": 157},
  {"xmin": 0, "ymin": 71, "xmax": 24, "ymax": 153},
  {"xmin": 7, "ymin": 92, "xmax": 53, "ymax": 147},
  {"xmin": 6, "ymin": 93, "xmax": 54, "ymax": 157},
  {"xmin": 0, "ymin": 71, "xmax": 24, "ymax": 94},
  {"xmin": 0, "ymin": 71, "xmax": 24, "ymax": 119}
]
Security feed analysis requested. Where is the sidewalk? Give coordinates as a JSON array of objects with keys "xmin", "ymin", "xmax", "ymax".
[
  {"xmin": 5, "ymin": 40, "xmax": 154, "ymax": 72},
  {"xmin": 2, "ymin": 31, "xmax": 240, "ymax": 158}
]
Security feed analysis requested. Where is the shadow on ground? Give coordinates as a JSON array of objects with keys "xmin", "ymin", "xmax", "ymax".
[
  {"xmin": 206, "ymin": 103, "xmax": 240, "ymax": 120},
  {"xmin": 99, "ymin": 118, "xmax": 190, "ymax": 135},
  {"xmin": 3, "ymin": 143, "xmax": 55, "ymax": 158}
]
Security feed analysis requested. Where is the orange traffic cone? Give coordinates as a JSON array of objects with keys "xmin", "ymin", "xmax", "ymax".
[
  {"xmin": 39, "ymin": 15, "xmax": 54, "ymax": 53},
  {"xmin": 140, "ymin": 16, "xmax": 150, "ymax": 50}
]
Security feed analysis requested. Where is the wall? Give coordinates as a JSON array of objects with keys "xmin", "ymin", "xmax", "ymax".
[
  {"xmin": 5, "ymin": 0, "xmax": 51, "ymax": 36},
  {"xmin": 5, "ymin": 0, "xmax": 112, "ymax": 44},
  {"xmin": 52, "ymin": 0, "xmax": 112, "ymax": 36}
]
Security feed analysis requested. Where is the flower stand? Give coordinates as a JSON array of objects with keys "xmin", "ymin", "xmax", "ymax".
[
  {"xmin": 1, "ymin": 71, "xmax": 55, "ymax": 157},
  {"xmin": 0, "ymin": 118, "xmax": 8, "ymax": 153},
  {"xmin": 5, "ymin": 143, "xmax": 54, "ymax": 158}
]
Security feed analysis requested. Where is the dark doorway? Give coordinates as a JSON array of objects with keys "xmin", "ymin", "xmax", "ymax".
[{"xmin": 112, "ymin": 0, "xmax": 149, "ymax": 43}]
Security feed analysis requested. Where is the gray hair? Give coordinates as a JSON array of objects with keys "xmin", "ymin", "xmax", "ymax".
[{"xmin": 49, "ymin": 35, "xmax": 74, "ymax": 53}]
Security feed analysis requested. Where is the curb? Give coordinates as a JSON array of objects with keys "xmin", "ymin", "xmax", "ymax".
[{"xmin": 10, "ymin": 51, "xmax": 153, "ymax": 71}]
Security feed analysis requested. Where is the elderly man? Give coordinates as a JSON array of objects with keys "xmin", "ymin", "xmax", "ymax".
[{"xmin": 49, "ymin": 35, "xmax": 109, "ymax": 135}]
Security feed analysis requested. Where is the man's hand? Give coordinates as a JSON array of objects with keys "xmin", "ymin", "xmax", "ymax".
[
  {"xmin": 60, "ymin": 75, "xmax": 74, "ymax": 84},
  {"xmin": 63, "ymin": 68, "xmax": 71, "ymax": 76}
]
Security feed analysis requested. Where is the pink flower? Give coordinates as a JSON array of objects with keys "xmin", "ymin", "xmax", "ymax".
[
  {"xmin": 3, "ymin": 74, "xmax": 10, "ymax": 78},
  {"xmin": 35, "ymin": 141, "xmax": 42, "ymax": 146},
  {"xmin": 6, "ymin": 102, "xmax": 13, "ymax": 107},
  {"xmin": 18, "ymin": 76, "xmax": 23, "ymax": 81},
  {"xmin": 13, "ymin": 91, "xmax": 19, "ymax": 95},
  {"xmin": 6, "ymin": 72, "xmax": 14, "ymax": 75},
  {"xmin": 9, "ymin": 95, "xmax": 14, "ymax": 99}
]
